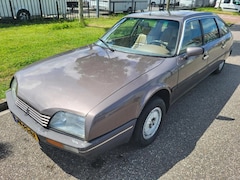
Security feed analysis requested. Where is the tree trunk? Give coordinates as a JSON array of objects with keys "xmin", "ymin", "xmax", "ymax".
[
  {"xmin": 166, "ymin": 0, "xmax": 170, "ymax": 11},
  {"xmin": 78, "ymin": 0, "xmax": 85, "ymax": 26}
]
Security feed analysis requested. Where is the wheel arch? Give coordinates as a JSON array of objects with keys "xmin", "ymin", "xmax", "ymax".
[
  {"xmin": 16, "ymin": 9, "xmax": 31, "ymax": 20},
  {"xmin": 151, "ymin": 89, "xmax": 170, "ymax": 111},
  {"xmin": 139, "ymin": 87, "xmax": 171, "ymax": 117},
  {"xmin": 132, "ymin": 87, "xmax": 170, "ymax": 146}
]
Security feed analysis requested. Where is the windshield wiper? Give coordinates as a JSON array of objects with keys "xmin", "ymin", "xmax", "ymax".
[{"xmin": 98, "ymin": 38, "xmax": 114, "ymax": 52}]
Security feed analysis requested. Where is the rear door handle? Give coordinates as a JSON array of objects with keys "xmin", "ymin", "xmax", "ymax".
[{"xmin": 221, "ymin": 41, "xmax": 226, "ymax": 49}]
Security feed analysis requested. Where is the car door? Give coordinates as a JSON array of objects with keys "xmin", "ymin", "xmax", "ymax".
[
  {"xmin": 199, "ymin": 17, "xmax": 223, "ymax": 74},
  {"xmin": 215, "ymin": 17, "xmax": 233, "ymax": 57},
  {"xmin": 174, "ymin": 19, "xmax": 207, "ymax": 99}
]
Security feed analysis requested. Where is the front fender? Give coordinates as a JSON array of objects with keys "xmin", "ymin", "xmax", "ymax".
[{"xmin": 139, "ymin": 84, "xmax": 172, "ymax": 115}]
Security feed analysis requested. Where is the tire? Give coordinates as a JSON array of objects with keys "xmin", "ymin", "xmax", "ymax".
[
  {"xmin": 17, "ymin": 9, "xmax": 30, "ymax": 21},
  {"xmin": 213, "ymin": 60, "xmax": 225, "ymax": 74},
  {"xmin": 127, "ymin": 7, "xmax": 132, "ymax": 14},
  {"xmin": 133, "ymin": 98, "xmax": 166, "ymax": 147},
  {"xmin": 151, "ymin": 2, "xmax": 156, "ymax": 7}
]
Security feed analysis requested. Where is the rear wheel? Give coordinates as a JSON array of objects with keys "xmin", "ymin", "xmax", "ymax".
[
  {"xmin": 127, "ymin": 7, "xmax": 132, "ymax": 13},
  {"xmin": 151, "ymin": 2, "xmax": 156, "ymax": 7},
  {"xmin": 17, "ymin": 9, "xmax": 30, "ymax": 21},
  {"xmin": 133, "ymin": 98, "xmax": 166, "ymax": 146}
]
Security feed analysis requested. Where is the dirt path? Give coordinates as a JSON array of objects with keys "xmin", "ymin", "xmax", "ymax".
[{"xmin": 218, "ymin": 14, "xmax": 240, "ymax": 24}]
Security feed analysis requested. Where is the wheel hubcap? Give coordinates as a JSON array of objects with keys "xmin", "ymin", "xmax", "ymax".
[
  {"xmin": 20, "ymin": 13, "xmax": 29, "ymax": 20},
  {"xmin": 219, "ymin": 61, "xmax": 224, "ymax": 71},
  {"xmin": 143, "ymin": 107, "xmax": 162, "ymax": 140}
]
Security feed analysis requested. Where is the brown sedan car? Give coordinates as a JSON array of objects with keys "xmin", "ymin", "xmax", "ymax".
[{"xmin": 6, "ymin": 10, "xmax": 233, "ymax": 158}]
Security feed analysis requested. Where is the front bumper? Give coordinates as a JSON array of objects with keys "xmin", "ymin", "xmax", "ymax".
[{"xmin": 6, "ymin": 90, "xmax": 136, "ymax": 158}]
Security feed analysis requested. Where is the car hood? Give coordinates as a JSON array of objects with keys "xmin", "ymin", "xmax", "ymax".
[{"xmin": 15, "ymin": 45, "xmax": 164, "ymax": 116}]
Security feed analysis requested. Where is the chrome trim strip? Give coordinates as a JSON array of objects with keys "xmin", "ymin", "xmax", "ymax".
[
  {"xmin": 15, "ymin": 97, "xmax": 50, "ymax": 127},
  {"xmin": 79, "ymin": 126, "xmax": 134, "ymax": 153}
]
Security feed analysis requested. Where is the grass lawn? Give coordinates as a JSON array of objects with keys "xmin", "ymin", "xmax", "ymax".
[
  {"xmin": 0, "ymin": 16, "xmax": 123, "ymax": 99},
  {"xmin": 0, "ymin": 8, "xmax": 239, "ymax": 99}
]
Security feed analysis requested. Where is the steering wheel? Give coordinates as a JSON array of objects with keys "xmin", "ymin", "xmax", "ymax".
[
  {"xmin": 148, "ymin": 40, "xmax": 170, "ymax": 51},
  {"xmin": 149, "ymin": 40, "xmax": 166, "ymax": 46}
]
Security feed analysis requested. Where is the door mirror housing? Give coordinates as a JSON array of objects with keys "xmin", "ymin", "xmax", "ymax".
[{"xmin": 186, "ymin": 47, "xmax": 204, "ymax": 57}]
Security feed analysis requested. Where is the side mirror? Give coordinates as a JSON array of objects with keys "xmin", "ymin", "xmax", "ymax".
[{"xmin": 186, "ymin": 47, "xmax": 204, "ymax": 57}]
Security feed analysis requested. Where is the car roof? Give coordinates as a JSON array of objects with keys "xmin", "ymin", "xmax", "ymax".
[{"xmin": 126, "ymin": 10, "xmax": 216, "ymax": 22}]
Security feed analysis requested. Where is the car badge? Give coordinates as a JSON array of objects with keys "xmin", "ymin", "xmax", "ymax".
[{"xmin": 26, "ymin": 107, "xmax": 30, "ymax": 115}]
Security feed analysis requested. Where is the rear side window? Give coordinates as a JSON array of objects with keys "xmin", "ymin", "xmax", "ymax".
[
  {"xmin": 224, "ymin": 0, "xmax": 230, "ymax": 3},
  {"xmin": 201, "ymin": 18, "xmax": 220, "ymax": 44},
  {"xmin": 216, "ymin": 18, "xmax": 230, "ymax": 36}
]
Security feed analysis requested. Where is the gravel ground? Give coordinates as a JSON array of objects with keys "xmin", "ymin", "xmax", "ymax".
[{"xmin": 218, "ymin": 14, "xmax": 240, "ymax": 24}]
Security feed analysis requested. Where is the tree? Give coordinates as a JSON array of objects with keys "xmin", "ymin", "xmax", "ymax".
[
  {"xmin": 218, "ymin": 0, "xmax": 222, "ymax": 8},
  {"xmin": 166, "ymin": 0, "xmax": 171, "ymax": 11},
  {"xmin": 78, "ymin": 0, "xmax": 86, "ymax": 26}
]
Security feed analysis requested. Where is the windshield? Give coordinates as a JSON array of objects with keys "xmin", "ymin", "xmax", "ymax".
[{"xmin": 97, "ymin": 17, "xmax": 180, "ymax": 57}]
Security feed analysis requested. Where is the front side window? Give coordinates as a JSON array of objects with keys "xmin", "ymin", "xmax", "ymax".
[
  {"xmin": 180, "ymin": 20, "xmax": 202, "ymax": 53},
  {"xmin": 99, "ymin": 18, "xmax": 180, "ymax": 57},
  {"xmin": 201, "ymin": 18, "xmax": 220, "ymax": 44},
  {"xmin": 233, "ymin": 0, "xmax": 240, "ymax": 4}
]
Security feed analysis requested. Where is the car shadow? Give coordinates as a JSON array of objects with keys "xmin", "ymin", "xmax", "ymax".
[{"xmin": 40, "ymin": 26, "xmax": 240, "ymax": 180}]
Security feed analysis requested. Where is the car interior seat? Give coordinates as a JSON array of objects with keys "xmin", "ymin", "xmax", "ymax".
[
  {"xmin": 132, "ymin": 22, "xmax": 151, "ymax": 49},
  {"xmin": 159, "ymin": 22, "xmax": 179, "ymax": 52}
]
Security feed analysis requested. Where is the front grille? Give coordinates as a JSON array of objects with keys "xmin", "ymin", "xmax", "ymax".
[{"xmin": 15, "ymin": 97, "xmax": 51, "ymax": 127}]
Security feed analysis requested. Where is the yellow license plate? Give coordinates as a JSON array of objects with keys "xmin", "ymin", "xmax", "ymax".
[{"xmin": 15, "ymin": 116, "xmax": 39, "ymax": 142}]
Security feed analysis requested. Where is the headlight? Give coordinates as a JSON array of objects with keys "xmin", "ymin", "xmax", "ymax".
[
  {"xmin": 11, "ymin": 78, "xmax": 18, "ymax": 102},
  {"xmin": 49, "ymin": 111, "xmax": 85, "ymax": 139}
]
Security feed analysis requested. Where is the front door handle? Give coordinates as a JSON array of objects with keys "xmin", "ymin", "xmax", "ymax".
[
  {"xmin": 221, "ymin": 41, "xmax": 226, "ymax": 49},
  {"xmin": 203, "ymin": 54, "xmax": 209, "ymax": 60}
]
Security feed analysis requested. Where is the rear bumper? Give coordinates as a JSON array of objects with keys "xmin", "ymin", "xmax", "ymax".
[{"xmin": 6, "ymin": 90, "xmax": 136, "ymax": 158}]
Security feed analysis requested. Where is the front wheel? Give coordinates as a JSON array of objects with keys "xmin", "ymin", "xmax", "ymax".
[{"xmin": 133, "ymin": 98, "xmax": 166, "ymax": 147}]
